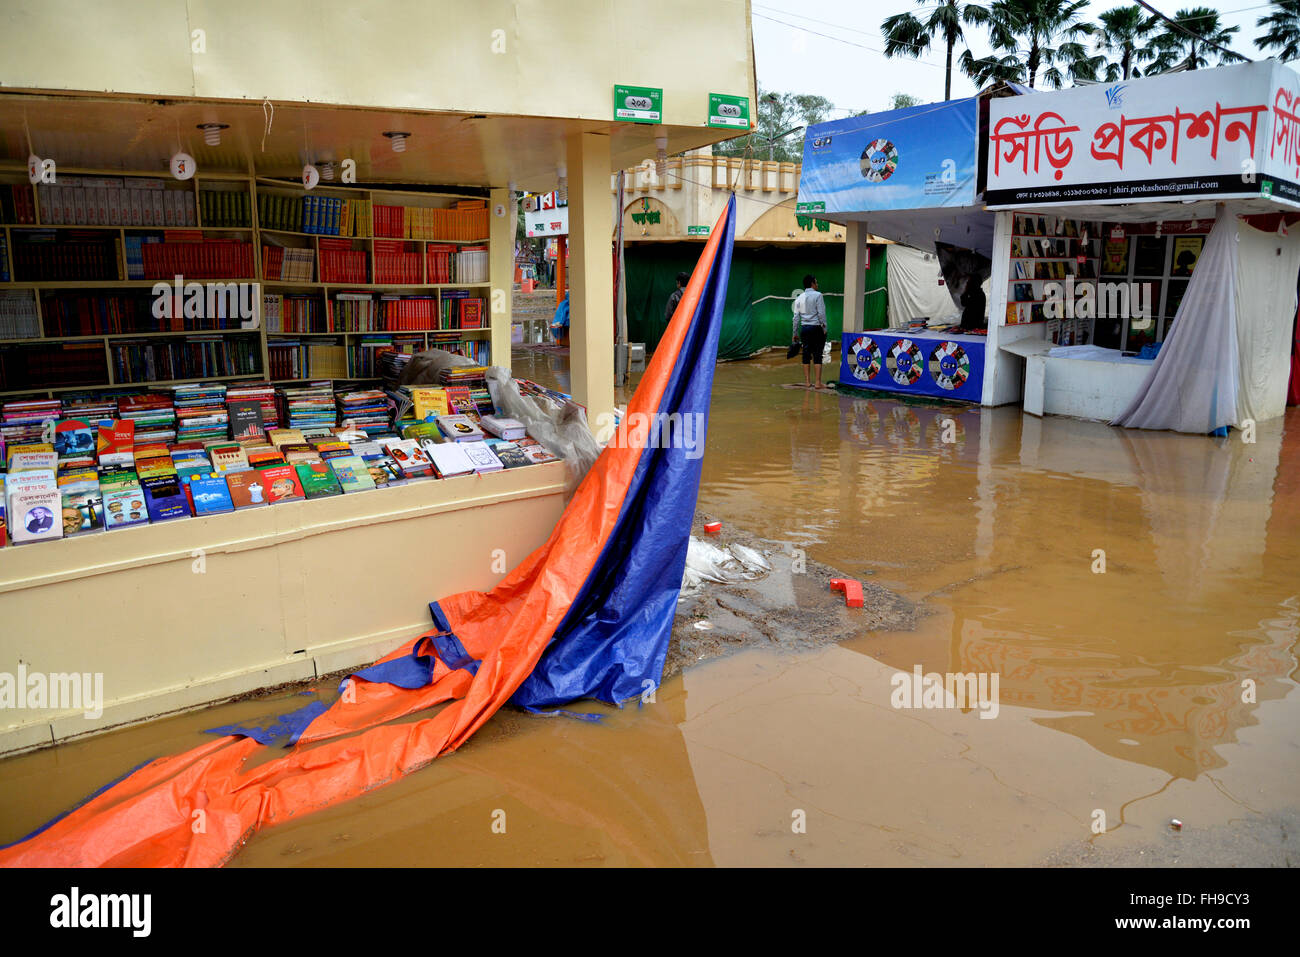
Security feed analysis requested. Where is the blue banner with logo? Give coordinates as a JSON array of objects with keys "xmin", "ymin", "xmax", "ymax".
[{"xmin": 798, "ymin": 98, "xmax": 979, "ymax": 213}]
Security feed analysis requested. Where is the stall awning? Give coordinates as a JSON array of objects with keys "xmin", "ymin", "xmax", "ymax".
[{"xmin": 797, "ymin": 98, "xmax": 986, "ymax": 253}]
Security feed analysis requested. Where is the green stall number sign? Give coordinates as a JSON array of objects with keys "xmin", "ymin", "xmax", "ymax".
[
  {"xmin": 708, "ymin": 93, "xmax": 750, "ymax": 130},
  {"xmin": 615, "ymin": 85, "xmax": 663, "ymax": 124},
  {"xmin": 687, "ymin": 225, "xmax": 710, "ymax": 236}
]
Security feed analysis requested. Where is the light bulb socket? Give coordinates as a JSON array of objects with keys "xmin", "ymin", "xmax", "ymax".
[{"xmin": 197, "ymin": 123, "xmax": 229, "ymax": 147}]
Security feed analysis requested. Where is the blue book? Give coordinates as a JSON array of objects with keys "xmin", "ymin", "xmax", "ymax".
[
  {"xmin": 189, "ymin": 475, "xmax": 234, "ymax": 516},
  {"xmin": 142, "ymin": 475, "xmax": 192, "ymax": 522}
]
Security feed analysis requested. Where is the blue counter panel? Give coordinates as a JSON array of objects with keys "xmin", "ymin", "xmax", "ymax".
[{"xmin": 838, "ymin": 331, "xmax": 986, "ymax": 401}]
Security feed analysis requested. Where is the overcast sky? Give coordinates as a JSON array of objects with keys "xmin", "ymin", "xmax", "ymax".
[{"xmin": 751, "ymin": 1, "xmax": 1286, "ymax": 115}]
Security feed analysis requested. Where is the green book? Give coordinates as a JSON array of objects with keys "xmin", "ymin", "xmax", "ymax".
[
  {"xmin": 329, "ymin": 454, "xmax": 376, "ymax": 493},
  {"xmin": 294, "ymin": 461, "xmax": 341, "ymax": 498}
]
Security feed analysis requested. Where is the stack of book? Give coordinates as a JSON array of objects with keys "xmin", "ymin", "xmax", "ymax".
[
  {"xmin": 378, "ymin": 350, "xmax": 412, "ymax": 390},
  {"xmin": 261, "ymin": 244, "xmax": 315, "ymax": 282},
  {"xmin": 62, "ymin": 394, "xmax": 117, "ymax": 428},
  {"xmin": 335, "ymin": 389, "xmax": 390, "ymax": 434},
  {"xmin": 170, "ymin": 382, "xmax": 229, "ymax": 442},
  {"xmin": 2, "ymin": 398, "xmax": 63, "ymax": 447},
  {"xmin": 319, "ymin": 239, "xmax": 367, "ymax": 283},
  {"xmin": 279, "ymin": 383, "xmax": 336, "ymax": 430},
  {"xmin": 117, "ymin": 394, "xmax": 176, "ymax": 444}
]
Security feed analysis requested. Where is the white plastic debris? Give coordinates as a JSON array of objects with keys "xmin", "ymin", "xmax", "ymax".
[{"xmin": 680, "ymin": 536, "xmax": 772, "ymax": 595}]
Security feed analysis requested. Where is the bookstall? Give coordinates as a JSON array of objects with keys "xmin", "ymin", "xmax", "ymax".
[
  {"xmin": 802, "ymin": 62, "xmax": 1300, "ymax": 430},
  {"xmin": 797, "ymin": 97, "xmax": 998, "ymax": 402},
  {"xmin": 0, "ymin": 0, "xmax": 757, "ymax": 753}
]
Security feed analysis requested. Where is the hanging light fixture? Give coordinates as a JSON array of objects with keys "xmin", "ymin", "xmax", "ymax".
[
  {"xmin": 556, "ymin": 162, "xmax": 568, "ymax": 204},
  {"xmin": 319, "ymin": 161, "xmax": 335, "ymax": 181},
  {"xmin": 655, "ymin": 134, "xmax": 668, "ymax": 177},
  {"xmin": 197, "ymin": 123, "xmax": 229, "ymax": 147},
  {"xmin": 383, "ymin": 131, "xmax": 410, "ymax": 153}
]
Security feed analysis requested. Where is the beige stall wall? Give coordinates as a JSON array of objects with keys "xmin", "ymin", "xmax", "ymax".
[
  {"xmin": 0, "ymin": 465, "xmax": 567, "ymax": 756},
  {"xmin": 0, "ymin": 0, "xmax": 754, "ymax": 126}
]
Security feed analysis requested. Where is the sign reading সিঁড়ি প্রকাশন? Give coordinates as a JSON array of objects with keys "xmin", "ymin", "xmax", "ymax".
[{"xmin": 984, "ymin": 60, "xmax": 1300, "ymax": 207}]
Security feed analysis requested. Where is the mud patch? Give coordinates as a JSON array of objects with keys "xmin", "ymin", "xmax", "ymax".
[{"xmin": 663, "ymin": 518, "xmax": 919, "ymax": 681}]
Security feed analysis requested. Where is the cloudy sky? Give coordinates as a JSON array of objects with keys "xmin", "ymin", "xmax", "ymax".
[{"xmin": 751, "ymin": 0, "xmax": 1286, "ymax": 115}]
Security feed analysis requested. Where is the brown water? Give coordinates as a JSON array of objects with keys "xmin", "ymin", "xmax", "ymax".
[{"xmin": 2, "ymin": 350, "xmax": 1298, "ymax": 866}]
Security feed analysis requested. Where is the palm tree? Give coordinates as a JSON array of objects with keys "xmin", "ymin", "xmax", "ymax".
[
  {"xmin": 961, "ymin": 0, "xmax": 1102, "ymax": 89},
  {"xmin": 1257, "ymin": 0, "xmax": 1300, "ymax": 63},
  {"xmin": 882, "ymin": 0, "xmax": 989, "ymax": 101},
  {"xmin": 1094, "ymin": 5, "xmax": 1160, "ymax": 80},
  {"xmin": 1148, "ymin": 8, "xmax": 1247, "ymax": 71}
]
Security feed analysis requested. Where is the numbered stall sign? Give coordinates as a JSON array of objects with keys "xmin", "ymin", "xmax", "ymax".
[
  {"xmin": 708, "ymin": 94, "xmax": 750, "ymax": 130},
  {"xmin": 614, "ymin": 85, "xmax": 663, "ymax": 124}
]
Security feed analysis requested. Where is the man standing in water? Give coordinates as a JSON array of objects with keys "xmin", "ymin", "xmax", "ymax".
[{"xmin": 792, "ymin": 274, "xmax": 828, "ymax": 389}]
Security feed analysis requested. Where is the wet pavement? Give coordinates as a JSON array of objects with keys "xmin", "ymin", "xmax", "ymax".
[{"xmin": 2, "ymin": 348, "xmax": 1297, "ymax": 866}]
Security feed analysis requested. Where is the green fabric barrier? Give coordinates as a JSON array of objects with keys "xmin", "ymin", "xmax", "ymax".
[{"xmin": 626, "ymin": 243, "xmax": 884, "ymax": 359}]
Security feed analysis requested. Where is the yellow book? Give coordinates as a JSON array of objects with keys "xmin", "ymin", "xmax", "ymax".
[{"xmin": 410, "ymin": 387, "xmax": 450, "ymax": 421}]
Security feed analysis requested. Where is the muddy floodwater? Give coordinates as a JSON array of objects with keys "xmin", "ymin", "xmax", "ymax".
[{"xmin": 2, "ymin": 349, "xmax": 1298, "ymax": 866}]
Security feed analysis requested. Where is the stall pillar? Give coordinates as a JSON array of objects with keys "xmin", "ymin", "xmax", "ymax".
[
  {"xmin": 489, "ymin": 186, "xmax": 514, "ymax": 372},
  {"xmin": 842, "ymin": 221, "xmax": 868, "ymax": 334},
  {"xmin": 567, "ymin": 131, "xmax": 617, "ymax": 432}
]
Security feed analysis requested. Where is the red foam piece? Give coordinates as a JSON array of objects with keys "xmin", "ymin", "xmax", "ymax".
[
  {"xmin": 830, "ymin": 578, "xmax": 864, "ymax": 608},
  {"xmin": 703, "ymin": 521, "xmax": 722, "ymax": 534}
]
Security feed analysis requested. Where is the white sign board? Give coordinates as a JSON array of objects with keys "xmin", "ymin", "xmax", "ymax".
[
  {"xmin": 524, "ymin": 191, "xmax": 569, "ymax": 237},
  {"xmin": 986, "ymin": 61, "xmax": 1300, "ymax": 208}
]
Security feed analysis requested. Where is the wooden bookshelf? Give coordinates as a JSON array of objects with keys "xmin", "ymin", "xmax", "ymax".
[{"xmin": 0, "ymin": 167, "xmax": 493, "ymax": 398}]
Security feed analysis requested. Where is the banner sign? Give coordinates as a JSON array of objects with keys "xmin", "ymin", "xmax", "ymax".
[
  {"xmin": 987, "ymin": 61, "xmax": 1300, "ymax": 207},
  {"xmin": 797, "ymin": 98, "xmax": 979, "ymax": 214},
  {"xmin": 524, "ymin": 191, "xmax": 568, "ymax": 237}
]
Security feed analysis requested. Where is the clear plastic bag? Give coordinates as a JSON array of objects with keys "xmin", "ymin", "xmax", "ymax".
[{"xmin": 485, "ymin": 366, "xmax": 602, "ymax": 489}]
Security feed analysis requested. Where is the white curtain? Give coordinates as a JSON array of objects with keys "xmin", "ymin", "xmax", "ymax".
[
  {"xmin": 1234, "ymin": 221, "xmax": 1300, "ymax": 424},
  {"xmin": 886, "ymin": 245, "xmax": 961, "ymax": 328},
  {"xmin": 1111, "ymin": 207, "xmax": 1239, "ymax": 433}
]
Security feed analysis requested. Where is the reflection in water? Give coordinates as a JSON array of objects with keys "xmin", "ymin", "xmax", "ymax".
[{"xmin": 0, "ymin": 349, "xmax": 1295, "ymax": 865}]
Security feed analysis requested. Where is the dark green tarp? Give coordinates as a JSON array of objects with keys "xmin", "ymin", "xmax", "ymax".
[{"xmin": 625, "ymin": 242, "xmax": 889, "ymax": 359}]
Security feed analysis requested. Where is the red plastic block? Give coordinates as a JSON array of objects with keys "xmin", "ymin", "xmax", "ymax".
[
  {"xmin": 830, "ymin": 578, "xmax": 864, "ymax": 608},
  {"xmin": 703, "ymin": 521, "xmax": 722, "ymax": 534}
]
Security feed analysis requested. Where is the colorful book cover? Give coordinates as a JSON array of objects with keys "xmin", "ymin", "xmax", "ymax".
[
  {"xmin": 521, "ymin": 443, "xmax": 560, "ymax": 464},
  {"xmin": 381, "ymin": 439, "xmax": 433, "ymax": 477},
  {"xmin": 8, "ymin": 451, "xmax": 58, "ymax": 472},
  {"xmin": 97, "ymin": 420, "xmax": 135, "ymax": 466},
  {"xmin": 189, "ymin": 475, "xmax": 235, "ymax": 516},
  {"xmin": 401, "ymin": 422, "xmax": 444, "ymax": 443},
  {"xmin": 259, "ymin": 465, "xmax": 304, "ymax": 504},
  {"xmin": 53, "ymin": 421, "xmax": 96, "ymax": 460},
  {"xmin": 436, "ymin": 415, "xmax": 483, "ymax": 443},
  {"xmin": 227, "ymin": 400, "xmax": 265, "ymax": 442},
  {"xmin": 224, "ymin": 470, "xmax": 270, "ymax": 508},
  {"xmin": 410, "ymin": 387, "xmax": 450, "ymax": 422},
  {"xmin": 210, "ymin": 445, "xmax": 250, "ymax": 473},
  {"xmin": 294, "ymin": 461, "xmax": 342, "ymax": 498},
  {"xmin": 60, "ymin": 479, "xmax": 104, "ymax": 534},
  {"xmin": 103, "ymin": 486, "xmax": 149, "ymax": 529},
  {"xmin": 137, "ymin": 457, "xmax": 178, "ymax": 480},
  {"xmin": 365, "ymin": 456, "xmax": 402, "ymax": 488},
  {"xmin": 142, "ymin": 475, "xmax": 192, "ymax": 522},
  {"xmin": 329, "ymin": 455, "xmax": 376, "ymax": 493},
  {"xmin": 487, "ymin": 440, "xmax": 530, "ymax": 469}
]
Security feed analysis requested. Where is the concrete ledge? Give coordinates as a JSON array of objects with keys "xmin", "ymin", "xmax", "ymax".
[{"xmin": 0, "ymin": 463, "xmax": 569, "ymax": 756}]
